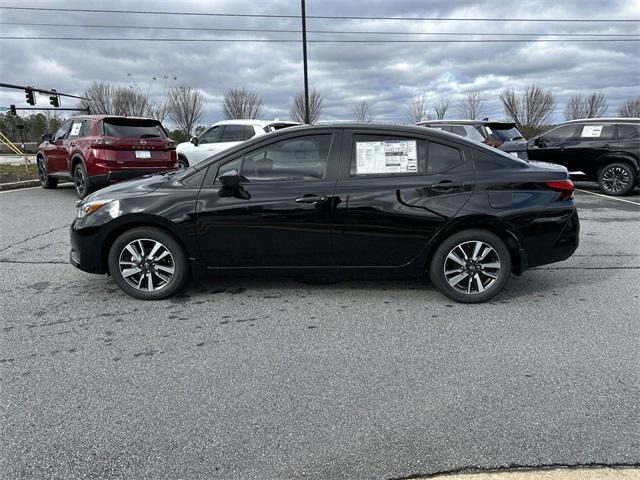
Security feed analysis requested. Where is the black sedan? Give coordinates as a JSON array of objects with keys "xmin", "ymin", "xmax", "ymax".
[{"xmin": 70, "ymin": 124, "xmax": 579, "ymax": 303}]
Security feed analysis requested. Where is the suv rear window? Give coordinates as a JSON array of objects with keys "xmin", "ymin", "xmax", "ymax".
[
  {"xmin": 102, "ymin": 119, "xmax": 166, "ymax": 138},
  {"xmin": 486, "ymin": 126, "xmax": 523, "ymax": 142}
]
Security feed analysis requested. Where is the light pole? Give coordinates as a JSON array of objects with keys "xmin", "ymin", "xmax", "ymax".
[{"xmin": 301, "ymin": 0, "xmax": 310, "ymax": 124}]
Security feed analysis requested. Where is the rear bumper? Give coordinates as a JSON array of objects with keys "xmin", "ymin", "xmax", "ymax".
[
  {"xmin": 89, "ymin": 169, "xmax": 172, "ymax": 186},
  {"xmin": 515, "ymin": 206, "xmax": 580, "ymax": 270}
]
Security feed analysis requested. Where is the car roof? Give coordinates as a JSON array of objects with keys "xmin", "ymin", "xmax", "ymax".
[
  {"xmin": 560, "ymin": 118, "xmax": 640, "ymax": 124},
  {"xmin": 65, "ymin": 115, "xmax": 159, "ymax": 121},
  {"xmin": 417, "ymin": 119, "xmax": 516, "ymax": 127},
  {"xmin": 209, "ymin": 119, "xmax": 301, "ymax": 127}
]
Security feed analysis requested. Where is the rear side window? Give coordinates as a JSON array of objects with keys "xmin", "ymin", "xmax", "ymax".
[
  {"xmin": 221, "ymin": 125, "xmax": 255, "ymax": 142},
  {"xmin": 450, "ymin": 126, "xmax": 467, "ymax": 137},
  {"xmin": 102, "ymin": 119, "xmax": 166, "ymax": 138},
  {"xmin": 242, "ymin": 134, "xmax": 331, "ymax": 182},
  {"xmin": 578, "ymin": 124, "xmax": 616, "ymax": 140},
  {"xmin": 350, "ymin": 135, "xmax": 426, "ymax": 176},
  {"xmin": 618, "ymin": 124, "xmax": 640, "ymax": 139},
  {"xmin": 427, "ymin": 141, "xmax": 463, "ymax": 174}
]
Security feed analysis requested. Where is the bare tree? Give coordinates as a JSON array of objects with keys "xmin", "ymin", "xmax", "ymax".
[
  {"xmin": 223, "ymin": 87, "xmax": 264, "ymax": 119},
  {"xmin": 565, "ymin": 91, "xmax": 607, "ymax": 120},
  {"xmin": 500, "ymin": 85, "xmax": 556, "ymax": 139},
  {"xmin": 352, "ymin": 101, "xmax": 375, "ymax": 123},
  {"xmin": 290, "ymin": 89, "xmax": 323, "ymax": 124},
  {"xmin": 618, "ymin": 96, "xmax": 640, "ymax": 117},
  {"xmin": 167, "ymin": 86, "xmax": 206, "ymax": 136},
  {"xmin": 433, "ymin": 96, "xmax": 450, "ymax": 120},
  {"xmin": 406, "ymin": 93, "xmax": 430, "ymax": 123},
  {"xmin": 457, "ymin": 89, "xmax": 485, "ymax": 119},
  {"xmin": 79, "ymin": 82, "xmax": 148, "ymax": 116}
]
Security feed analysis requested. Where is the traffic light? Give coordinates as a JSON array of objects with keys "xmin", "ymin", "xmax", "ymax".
[
  {"xmin": 49, "ymin": 89, "xmax": 59, "ymax": 107},
  {"xmin": 10, "ymin": 104, "xmax": 17, "ymax": 115},
  {"xmin": 25, "ymin": 87, "xmax": 35, "ymax": 105}
]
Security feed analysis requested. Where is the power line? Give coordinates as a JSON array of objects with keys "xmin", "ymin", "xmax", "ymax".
[
  {"xmin": 0, "ymin": 21, "xmax": 637, "ymax": 37},
  {"xmin": 0, "ymin": 6, "xmax": 637, "ymax": 22},
  {"xmin": 1, "ymin": 36, "xmax": 638, "ymax": 43}
]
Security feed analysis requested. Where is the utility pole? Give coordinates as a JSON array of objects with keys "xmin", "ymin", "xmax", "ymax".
[{"xmin": 301, "ymin": 0, "xmax": 310, "ymax": 124}]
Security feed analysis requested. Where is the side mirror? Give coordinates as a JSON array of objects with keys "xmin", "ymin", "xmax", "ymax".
[
  {"xmin": 190, "ymin": 136, "xmax": 199, "ymax": 146},
  {"xmin": 219, "ymin": 170, "xmax": 240, "ymax": 189},
  {"xmin": 41, "ymin": 133, "xmax": 52, "ymax": 142}
]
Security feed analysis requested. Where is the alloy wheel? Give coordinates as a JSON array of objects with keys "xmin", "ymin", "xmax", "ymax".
[
  {"xmin": 118, "ymin": 238, "xmax": 175, "ymax": 292},
  {"xmin": 444, "ymin": 240, "xmax": 501, "ymax": 294},
  {"xmin": 601, "ymin": 166, "xmax": 630, "ymax": 194},
  {"xmin": 74, "ymin": 167, "xmax": 86, "ymax": 196}
]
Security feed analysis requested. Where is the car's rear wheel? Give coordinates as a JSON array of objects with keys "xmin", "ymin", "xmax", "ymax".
[
  {"xmin": 108, "ymin": 227, "xmax": 189, "ymax": 300},
  {"xmin": 37, "ymin": 157, "xmax": 58, "ymax": 189},
  {"xmin": 429, "ymin": 229, "xmax": 511, "ymax": 303},
  {"xmin": 73, "ymin": 163, "xmax": 93, "ymax": 199},
  {"xmin": 598, "ymin": 163, "xmax": 636, "ymax": 196}
]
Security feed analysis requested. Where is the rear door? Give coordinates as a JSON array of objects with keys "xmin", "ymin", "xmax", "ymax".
[
  {"xmin": 331, "ymin": 129, "xmax": 475, "ymax": 267},
  {"xmin": 195, "ymin": 130, "xmax": 340, "ymax": 268}
]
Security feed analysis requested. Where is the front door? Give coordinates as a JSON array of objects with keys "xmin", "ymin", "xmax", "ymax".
[
  {"xmin": 332, "ymin": 131, "xmax": 475, "ymax": 267},
  {"xmin": 195, "ymin": 132, "xmax": 340, "ymax": 268},
  {"xmin": 44, "ymin": 120, "xmax": 72, "ymax": 174}
]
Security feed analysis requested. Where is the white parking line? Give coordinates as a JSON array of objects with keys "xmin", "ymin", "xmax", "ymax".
[
  {"xmin": 575, "ymin": 188, "xmax": 640, "ymax": 206},
  {"xmin": 0, "ymin": 185, "xmax": 43, "ymax": 193}
]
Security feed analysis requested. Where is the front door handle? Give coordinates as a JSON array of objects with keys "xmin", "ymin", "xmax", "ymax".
[
  {"xmin": 69, "ymin": 141, "xmax": 76, "ymax": 147},
  {"xmin": 295, "ymin": 195, "xmax": 327, "ymax": 204},
  {"xmin": 431, "ymin": 181, "xmax": 464, "ymax": 191}
]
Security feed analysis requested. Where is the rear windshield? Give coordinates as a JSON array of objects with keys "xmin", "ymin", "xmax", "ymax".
[
  {"xmin": 486, "ymin": 126, "xmax": 523, "ymax": 141},
  {"xmin": 102, "ymin": 118, "xmax": 167, "ymax": 138},
  {"xmin": 265, "ymin": 123, "xmax": 298, "ymax": 133}
]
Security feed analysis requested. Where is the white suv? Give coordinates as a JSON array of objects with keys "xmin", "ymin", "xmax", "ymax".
[{"xmin": 176, "ymin": 119, "xmax": 300, "ymax": 168}]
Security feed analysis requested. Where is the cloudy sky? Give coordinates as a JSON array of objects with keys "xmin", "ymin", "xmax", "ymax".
[{"xmin": 0, "ymin": 0, "xmax": 638, "ymax": 128}]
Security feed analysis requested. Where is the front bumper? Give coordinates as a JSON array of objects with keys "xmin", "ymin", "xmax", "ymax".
[{"xmin": 69, "ymin": 221, "xmax": 107, "ymax": 274}]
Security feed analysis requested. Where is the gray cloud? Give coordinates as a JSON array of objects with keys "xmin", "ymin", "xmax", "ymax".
[{"xmin": 0, "ymin": 0, "xmax": 638, "ymax": 127}]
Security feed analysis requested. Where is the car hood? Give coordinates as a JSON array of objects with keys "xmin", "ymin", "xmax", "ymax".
[{"xmin": 82, "ymin": 173, "xmax": 169, "ymax": 203}]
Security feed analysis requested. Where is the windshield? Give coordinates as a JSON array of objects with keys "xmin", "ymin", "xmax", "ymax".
[
  {"xmin": 102, "ymin": 118, "xmax": 167, "ymax": 138},
  {"xmin": 487, "ymin": 126, "xmax": 523, "ymax": 141}
]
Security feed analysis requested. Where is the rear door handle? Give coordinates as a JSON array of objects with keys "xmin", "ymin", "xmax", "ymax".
[
  {"xmin": 431, "ymin": 181, "xmax": 464, "ymax": 191},
  {"xmin": 295, "ymin": 195, "xmax": 327, "ymax": 204}
]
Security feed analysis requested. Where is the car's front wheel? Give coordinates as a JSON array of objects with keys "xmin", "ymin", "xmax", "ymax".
[
  {"xmin": 37, "ymin": 157, "xmax": 58, "ymax": 189},
  {"xmin": 429, "ymin": 229, "xmax": 511, "ymax": 303},
  {"xmin": 108, "ymin": 227, "xmax": 189, "ymax": 300},
  {"xmin": 598, "ymin": 162, "xmax": 636, "ymax": 196},
  {"xmin": 178, "ymin": 156, "xmax": 189, "ymax": 169}
]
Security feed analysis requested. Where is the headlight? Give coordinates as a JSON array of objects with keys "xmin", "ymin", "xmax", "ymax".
[{"xmin": 77, "ymin": 199, "xmax": 113, "ymax": 218}]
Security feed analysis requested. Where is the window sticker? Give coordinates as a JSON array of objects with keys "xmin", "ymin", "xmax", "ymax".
[
  {"xmin": 69, "ymin": 122, "xmax": 83, "ymax": 137},
  {"xmin": 355, "ymin": 140, "xmax": 417, "ymax": 174},
  {"xmin": 581, "ymin": 125, "xmax": 603, "ymax": 137}
]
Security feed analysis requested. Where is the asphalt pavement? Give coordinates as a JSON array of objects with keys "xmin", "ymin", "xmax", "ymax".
[{"xmin": 1, "ymin": 182, "xmax": 639, "ymax": 480}]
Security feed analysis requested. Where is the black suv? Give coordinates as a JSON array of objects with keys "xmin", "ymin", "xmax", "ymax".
[
  {"xmin": 417, "ymin": 120, "xmax": 528, "ymax": 159},
  {"xmin": 528, "ymin": 118, "xmax": 640, "ymax": 196},
  {"xmin": 71, "ymin": 124, "xmax": 579, "ymax": 303}
]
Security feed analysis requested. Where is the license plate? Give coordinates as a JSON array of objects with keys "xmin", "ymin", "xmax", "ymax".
[{"xmin": 135, "ymin": 150, "xmax": 151, "ymax": 159}]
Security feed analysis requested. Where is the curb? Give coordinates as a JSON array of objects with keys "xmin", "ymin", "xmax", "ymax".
[{"xmin": 0, "ymin": 180, "xmax": 41, "ymax": 191}]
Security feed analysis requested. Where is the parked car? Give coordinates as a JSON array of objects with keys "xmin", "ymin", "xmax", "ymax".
[
  {"xmin": 176, "ymin": 119, "xmax": 300, "ymax": 168},
  {"xmin": 417, "ymin": 119, "xmax": 529, "ymax": 159},
  {"xmin": 71, "ymin": 124, "xmax": 579, "ymax": 303},
  {"xmin": 37, "ymin": 115, "xmax": 177, "ymax": 198},
  {"xmin": 527, "ymin": 118, "xmax": 640, "ymax": 196}
]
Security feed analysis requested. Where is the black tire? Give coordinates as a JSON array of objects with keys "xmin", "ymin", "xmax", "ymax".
[
  {"xmin": 37, "ymin": 156, "xmax": 58, "ymax": 189},
  {"xmin": 598, "ymin": 162, "xmax": 637, "ymax": 196},
  {"xmin": 108, "ymin": 227, "xmax": 189, "ymax": 300},
  {"xmin": 178, "ymin": 156, "xmax": 189, "ymax": 169},
  {"xmin": 429, "ymin": 229, "xmax": 511, "ymax": 304},
  {"xmin": 73, "ymin": 162, "xmax": 93, "ymax": 199}
]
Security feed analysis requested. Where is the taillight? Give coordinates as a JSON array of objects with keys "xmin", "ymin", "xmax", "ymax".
[
  {"xmin": 545, "ymin": 180, "xmax": 574, "ymax": 200},
  {"xmin": 167, "ymin": 141, "xmax": 176, "ymax": 148},
  {"xmin": 91, "ymin": 138, "xmax": 113, "ymax": 148}
]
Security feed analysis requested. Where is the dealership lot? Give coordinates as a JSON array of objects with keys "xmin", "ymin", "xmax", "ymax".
[{"xmin": 1, "ymin": 183, "xmax": 639, "ymax": 479}]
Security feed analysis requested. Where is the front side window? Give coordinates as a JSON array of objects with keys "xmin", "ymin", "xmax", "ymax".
[
  {"xmin": 199, "ymin": 126, "xmax": 221, "ymax": 144},
  {"xmin": 220, "ymin": 125, "xmax": 255, "ymax": 142},
  {"xmin": 427, "ymin": 141, "xmax": 463, "ymax": 174},
  {"xmin": 53, "ymin": 120, "xmax": 72, "ymax": 140},
  {"xmin": 542, "ymin": 124, "xmax": 579, "ymax": 142},
  {"xmin": 351, "ymin": 135, "xmax": 426, "ymax": 176},
  {"xmin": 68, "ymin": 120, "xmax": 85, "ymax": 138},
  {"xmin": 242, "ymin": 134, "xmax": 331, "ymax": 182}
]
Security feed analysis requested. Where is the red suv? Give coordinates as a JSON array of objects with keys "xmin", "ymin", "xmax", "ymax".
[{"xmin": 37, "ymin": 115, "xmax": 177, "ymax": 198}]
